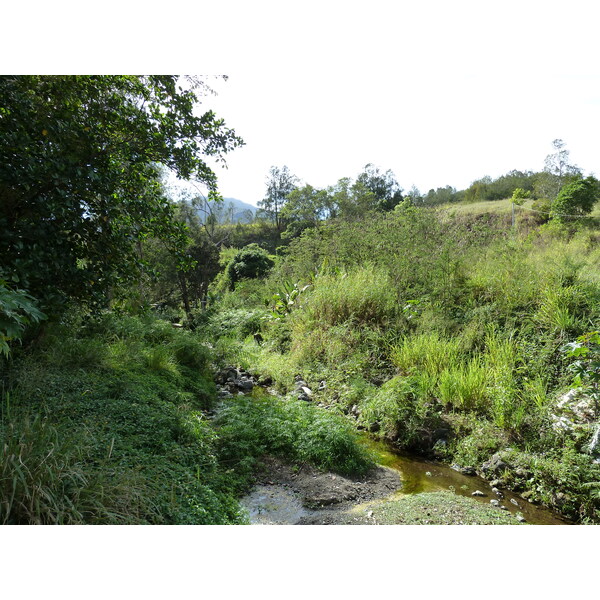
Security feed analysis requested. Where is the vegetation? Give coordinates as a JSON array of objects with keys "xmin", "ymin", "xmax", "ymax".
[{"xmin": 3, "ymin": 75, "xmax": 600, "ymax": 525}]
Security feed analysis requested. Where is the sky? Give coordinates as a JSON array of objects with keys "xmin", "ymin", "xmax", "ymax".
[
  {"xmin": 7, "ymin": 1, "xmax": 600, "ymax": 208},
  {"xmin": 174, "ymin": 1, "xmax": 600, "ymax": 206}
]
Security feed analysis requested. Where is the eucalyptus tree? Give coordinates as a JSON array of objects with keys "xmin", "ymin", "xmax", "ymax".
[
  {"xmin": 538, "ymin": 139, "xmax": 581, "ymax": 200},
  {"xmin": 258, "ymin": 165, "xmax": 299, "ymax": 232}
]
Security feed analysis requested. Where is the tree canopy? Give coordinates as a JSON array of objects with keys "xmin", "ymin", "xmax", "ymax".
[{"xmin": 0, "ymin": 75, "xmax": 243, "ymax": 314}]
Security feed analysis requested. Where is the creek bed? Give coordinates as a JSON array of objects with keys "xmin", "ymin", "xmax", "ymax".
[{"xmin": 363, "ymin": 436, "xmax": 569, "ymax": 525}]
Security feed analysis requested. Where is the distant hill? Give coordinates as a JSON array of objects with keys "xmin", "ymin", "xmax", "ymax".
[{"xmin": 196, "ymin": 197, "xmax": 257, "ymax": 224}]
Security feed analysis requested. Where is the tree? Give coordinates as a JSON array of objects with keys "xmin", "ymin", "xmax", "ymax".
[
  {"xmin": 538, "ymin": 139, "xmax": 581, "ymax": 200},
  {"xmin": 258, "ymin": 165, "xmax": 299, "ymax": 232},
  {"xmin": 355, "ymin": 163, "xmax": 403, "ymax": 211},
  {"xmin": 551, "ymin": 176, "xmax": 600, "ymax": 222},
  {"xmin": 224, "ymin": 244, "xmax": 274, "ymax": 289},
  {"xmin": 280, "ymin": 184, "xmax": 330, "ymax": 239},
  {"xmin": 0, "ymin": 75, "xmax": 242, "ymax": 317}
]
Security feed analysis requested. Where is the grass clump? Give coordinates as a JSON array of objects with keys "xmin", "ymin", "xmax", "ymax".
[{"xmin": 297, "ymin": 265, "xmax": 397, "ymax": 328}]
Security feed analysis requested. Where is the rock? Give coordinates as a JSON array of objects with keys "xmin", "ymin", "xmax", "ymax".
[
  {"xmin": 301, "ymin": 386, "xmax": 313, "ymax": 397},
  {"xmin": 490, "ymin": 499, "xmax": 500, "ymax": 507},
  {"xmin": 318, "ymin": 381, "xmax": 327, "ymax": 391},
  {"xmin": 490, "ymin": 479, "xmax": 501, "ymax": 487},
  {"xmin": 516, "ymin": 514, "xmax": 527, "ymax": 523},
  {"xmin": 481, "ymin": 453, "xmax": 510, "ymax": 478},
  {"xmin": 215, "ymin": 367, "xmax": 239, "ymax": 385},
  {"xmin": 500, "ymin": 505, "xmax": 508, "ymax": 511},
  {"xmin": 471, "ymin": 490, "xmax": 485, "ymax": 497},
  {"xmin": 451, "ymin": 464, "xmax": 476, "ymax": 476},
  {"xmin": 425, "ymin": 471, "xmax": 432, "ymax": 477},
  {"xmin": 510, "ymin": 498, "xmax": 519, "ymax": 507},
  {"xmin": 236, "ymin": 379, "xmax": 254, "ymax": 392}
]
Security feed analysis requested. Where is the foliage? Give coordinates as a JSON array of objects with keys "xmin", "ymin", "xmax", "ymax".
[
  {"xmin": 257, "ymin": 165, "xmax": 299, "ymax": 232},
  {"xmin": 563, "ymin": 331, "xmax": 600, "ymax": 414},
  {"xmin": 359, "ymin": 376, "xmax": 442, "ymax": 449},
  {"xmin": 551, "ymin": 176, "xmax": 600, "ymax": 222},
  {"xmin": 224, "ymin": 244, "xmax": 275, "ymax": 290},
  {"xmin": 267, "ymin": 281, "xmax": 310, "ymax": 319},
  {"xmin": 355, "ymin": 163, "xmax": 403, "ymax": 211},
  {"xmin": 1, "ymin": 312, "xmax": 246, "ymax": 524},
  {"xmin": 215, "ymin": 393, "xmax": 374, "ymax": 484},
  {"xmin": 0, "ymin": 75, "xmax": 242, "ymax": 316},
  {"xmin": 0, "ymin": 270, "xmax": 46, "ymax": 357}
]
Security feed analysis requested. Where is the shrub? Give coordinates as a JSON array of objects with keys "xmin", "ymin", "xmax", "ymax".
[
  {"xmin": 359, "ymin": 376, "xmax": 441, "ymax": 450},
  {"xmin": 215, "ymin": 394, "xmax": 374, "ymax": 481},
  {"xmin": 225, "ymin": 244, "xmax": 274, "ymax": 290}
]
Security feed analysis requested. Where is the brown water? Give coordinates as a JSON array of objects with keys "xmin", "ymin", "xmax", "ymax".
[{"xmin": 364, "ymin": 436, "xmax": 570, "ymax": 525}]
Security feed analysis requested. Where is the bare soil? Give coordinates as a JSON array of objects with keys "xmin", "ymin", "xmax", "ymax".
[{"xmin": 240, "ymin": 456, "xmax": 402, "ymax": 524}]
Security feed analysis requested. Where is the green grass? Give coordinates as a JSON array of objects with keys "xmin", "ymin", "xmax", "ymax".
[
  {"xmin": 1, "ymin": 313, "xmax": 244, "ymax": 524},
  {"xmin": 372, "ymin": 491, "xmax": 521, "ymax": 525}
]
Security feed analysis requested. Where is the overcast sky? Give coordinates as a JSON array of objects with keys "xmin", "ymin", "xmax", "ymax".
[
  {"xmin": 182, "ymin": 1, "xmax": 600, "ymax": 206},
  {"xmin": 6, "ymin": 0, "xmax": 600, "ymax": 208}
]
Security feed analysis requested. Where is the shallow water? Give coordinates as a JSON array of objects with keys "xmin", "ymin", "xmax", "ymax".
[{"xmin": 363, "ymin": 437, "xmax": 570, "ymax": 525}]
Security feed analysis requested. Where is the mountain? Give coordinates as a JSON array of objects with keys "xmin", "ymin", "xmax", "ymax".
[{"xmin": 196, "ymin": 197, "xmax": 257, "ymax": 224}]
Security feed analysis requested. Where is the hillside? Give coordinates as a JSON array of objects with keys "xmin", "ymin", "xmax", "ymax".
[{"xmin": 197, "ymin": 197, "xmax": 256, "ymax": 223}]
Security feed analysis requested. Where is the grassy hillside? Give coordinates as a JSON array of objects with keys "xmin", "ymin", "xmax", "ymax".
[{"xmin": 207, "ymin": 204, "xmax": 600, "ymax": 522}]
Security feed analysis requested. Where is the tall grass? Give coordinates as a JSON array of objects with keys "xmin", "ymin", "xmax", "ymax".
[
  {"xmin": 297, "ymin": 265, "xmax": 397, "ymax": 328},
  {"xmin": 391, "ymin": 332, "xmax": 463, "ymax": 377}
]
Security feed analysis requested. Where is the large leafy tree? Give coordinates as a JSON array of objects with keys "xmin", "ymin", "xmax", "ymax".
[
  {"xmin": 551, "ymin": 175, "xmax": 600, "ymax": 222},
  {"xmin": 0, "ymin": 75, "xmax": 242, "ymax": 315},
  {"xmin": 355, "ymin": 163, "xmax": 403, "ymax": 212}
]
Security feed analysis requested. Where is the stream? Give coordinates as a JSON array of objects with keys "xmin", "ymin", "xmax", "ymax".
[
  {"xmin": 242, "ymin": 438, "xmax": 569, "ymax": 524},
  {"xmin": 218, "ymin": 375, "xmax": 569, "ymax": 525},
  {"xmin": 361, "ymin": 436, "xmax": 569, "ymax": 525}
]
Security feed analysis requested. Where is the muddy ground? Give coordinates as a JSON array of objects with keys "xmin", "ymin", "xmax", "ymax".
[{"xmin": 240, "ymin": 456, "xmax": 402, "ymax": 524}]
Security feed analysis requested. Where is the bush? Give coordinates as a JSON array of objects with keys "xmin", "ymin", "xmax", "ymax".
[
  {"xmin": 359, "ymin": 376, "xmax": 442, "ymax": 450},
  {"xmin": 215, "ymin": 394, "xmax": 374, "ymax": 482},
  {"xmin": 225, "ymin": 244, "xmax": 274, "ymax": 290}
]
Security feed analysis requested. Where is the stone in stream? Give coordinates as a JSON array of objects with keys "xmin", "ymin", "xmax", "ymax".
[
  {"xmin": 451, "ymin": 464, "xmax": 476, "ymax": 476},
  {"xmin": 516, "ymin": 514, "xmax": 527, "ymax": 523},
  {"xmin": 481, "ymin": 453, "xmax": 510, "ymax": 478},
  {"xmin": 490, "ymin": 499, "xmax": 500, "ymax": 507},
  {"xmin": 236, "ymin": 378, "xmax": 254, "ymax": 392},
  {"xmin": 471, "ymin": 490, "xmax": 486, "ymax": 497}
]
